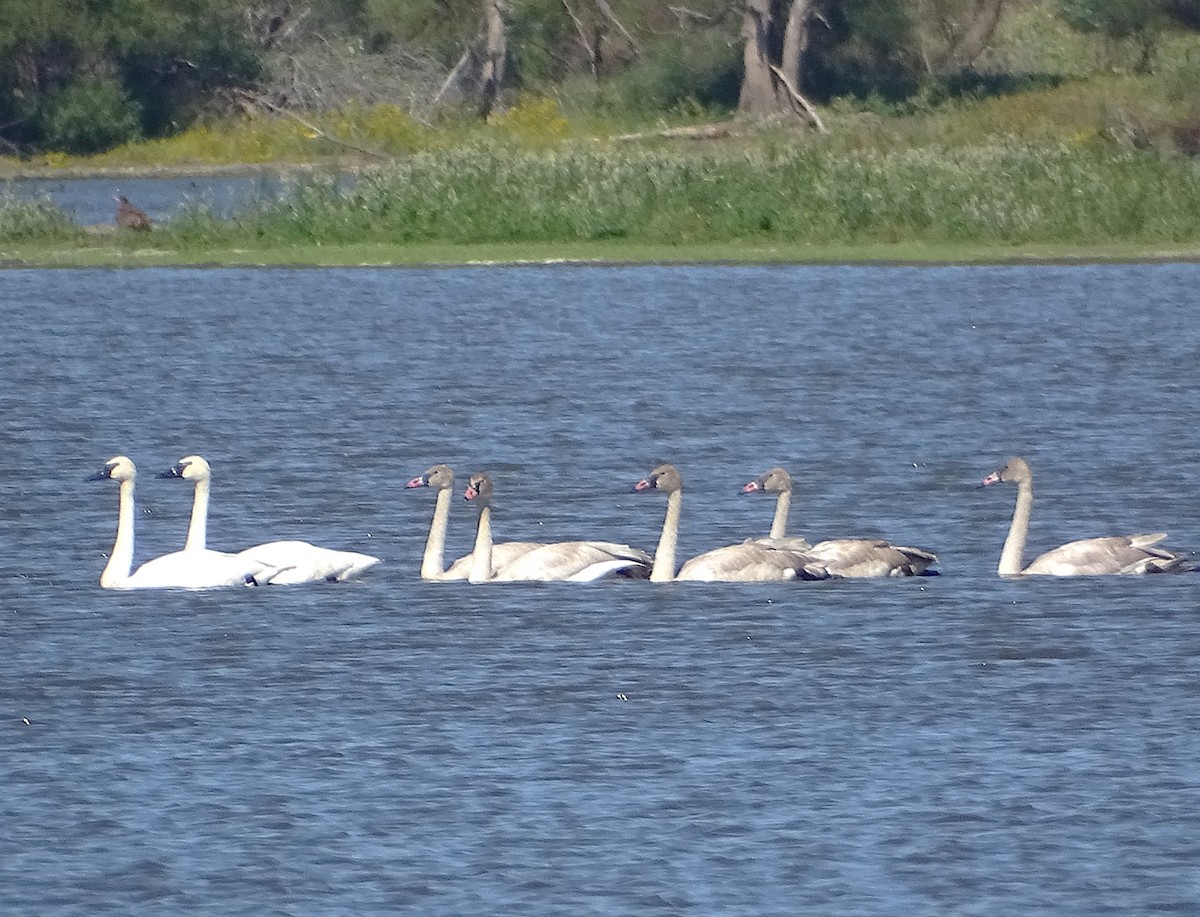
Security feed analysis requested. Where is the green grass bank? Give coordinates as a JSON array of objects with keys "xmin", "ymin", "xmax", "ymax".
[{"xmin": 4, "ymin": 141, "xmax": 1200, "ymax": 267}]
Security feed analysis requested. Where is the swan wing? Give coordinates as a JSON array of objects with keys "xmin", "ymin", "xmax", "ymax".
[
  {"xmin": 677, "ymin": 544, "xmax": 828, "ymax": 582},
  {"xmin": 1024, "ymin": 535, "xmax": 1185, "ymax": 576},
  {"xmin": 750, "ymin": 535, "xmax": 814, "ymax": 552},
  {"xmin": 128, "ymin": 549, "xmax": 264, "ymax": 589},
  {"xmin": 807, "ymin": 539, "xmax": 938, "ymax": 577},
  {"xmin": 492, "ymin": 541, "xmax": 651, "ymax": 582},
  {"xmin": 238, "ymin": 540, "xmax": 381, "ymax": 584},
  {"xmin": 444, "ymin": 541, "xmax": 546, "ymax": 580}
]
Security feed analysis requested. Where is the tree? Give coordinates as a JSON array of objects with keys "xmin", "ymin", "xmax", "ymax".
[
  {"xmin": 0, "ymin": 0, "xmax": 260, "ymax": 153},
  {"xmin": 480, "ymin": 0, "xmax": 510, "ymax": 117},
  {"xmin": 914, "ymin": 0, "xmax": 1008, "ymax": 72},
  {"xmin": 737, "ymin": 0, "xmax": 827, "ymax": 129},
  {"xmin": 1059, "ymin": 0, "xmax": 1170, "ymax": 70}
]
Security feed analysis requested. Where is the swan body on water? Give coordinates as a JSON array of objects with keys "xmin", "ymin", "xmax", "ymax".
[
  {"xmin": 405, "ymin": 464, "xmax": 544, "ymax": 580},
  {"xmin": 635, "ymin": 464, "xmax": 829, "ymax": 583},
  {"xmin": 742, "ymin": 467, "xmax": 938, "ymax": 577},
  {"xmin": 462, "ymin": 472, "xmax": 651, "ymax": 583},
  {"xmin": 161, "ymin": 455, "xmax": 381, "ymax": 584},
  {"xmin": 981, "ymin": 456, "xmax": 1190, "ymax": 576},
  {"xmin": 89, "ymin": 456, "xmax": 277, "ymax": 589}
]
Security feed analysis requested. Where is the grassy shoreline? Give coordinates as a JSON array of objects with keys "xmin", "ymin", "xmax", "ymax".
[
  {"xmin": 6, "ymin": 142, "xmax": 1200, "ymax": 268},
  {"xmin": 4, "ymin": 237, "xmax": 1200, "ymax": 269}
]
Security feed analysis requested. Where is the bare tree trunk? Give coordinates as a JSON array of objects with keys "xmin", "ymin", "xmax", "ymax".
[
  {"xmin": 738, "ymin": 0, "xmax": 825, "ymax": 129},
  {"xmin": 779, "ymin": 0, "xmax": 815, "ymax": 89},
  {"xmin": 480, "ymin": 0, "xmax": 508, "ymax": 119},
  {"xmin": 738, "ymin": 0, "xmax": 780, "ymax": 116},
  {"xmin": 949, "ymin": 0, "xmax": 1006, "ymax": 67}
]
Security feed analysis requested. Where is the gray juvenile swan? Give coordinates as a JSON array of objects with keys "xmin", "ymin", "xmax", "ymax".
[
  {"xmin": 462, "ymin": 472, "xmax": 651, "ymax": 583},
  {"xmin": 162, "ymin": 455, "xmax": 381, "ymax": 584},
  {"xmin": 405, "ymin": 464, "xmax": 545, "ymax": 580},
  {"xmin": 89, "ymin": 455, "xmax": 276, "ymax": 589},
  {"xmin": 743, "ymin": 467, "xmax": 938, "ymax": 577},
  {"xmin": 982, "ymin": 456, "xmax": 1190, "ymax": 576},
  {"xmin": 634, "ymin": 464, "xmax": 828, "ymax": 583}
]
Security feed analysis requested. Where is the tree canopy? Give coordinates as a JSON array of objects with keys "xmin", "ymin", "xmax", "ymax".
[{"xmin": 1, "ymin": 0, "xmax": 1196, "ymax": 155}]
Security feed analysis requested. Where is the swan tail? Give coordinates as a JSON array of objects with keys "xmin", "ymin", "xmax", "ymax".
[
  {"xmin": 798, "ymin": 562, "xmax": 832, "ymax": 581},
  {"xmin": 1128, "ymin": 533, "xmax": 1169, "ymax": 549}
]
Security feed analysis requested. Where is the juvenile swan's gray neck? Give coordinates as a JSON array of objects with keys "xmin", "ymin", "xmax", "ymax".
[
  {"xmin": 470, "ymin": 504, "xmax": 494, "ymax": 584},
  {"xmin": 999, "ymin": 478, "xmax": 1033, "ymax": 576},
  {"xmin": 422, "ymin": 487, "xmax": 452, "ymax": 580},
  {"xmin": 770, "ymin": 489, "xmax": 791, "ymax": 540},
  {"xmin": 651, "ymin": 490, "xmax": 682, "ymax": 583}
]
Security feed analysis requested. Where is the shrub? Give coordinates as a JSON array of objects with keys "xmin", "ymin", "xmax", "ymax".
[
  {"xmin": 0, "ymin": 192, "xmax": 80, "ymax": 241},
  {"xmin": 44, "ymin": 77, "xmax": 142, "ymax": 154},
  {"xmin": 488, "ymin": 96, "xmax": 569, "ymax": 147}
]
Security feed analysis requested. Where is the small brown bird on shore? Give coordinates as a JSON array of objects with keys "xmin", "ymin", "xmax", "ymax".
[{"xmin": 115, "ymin": 195, "xmax": 153, "ymax": 231}]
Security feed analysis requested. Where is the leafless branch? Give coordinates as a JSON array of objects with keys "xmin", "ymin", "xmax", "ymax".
[
  {"xmin": 562, "ymin": 0, "xmax": 599, "ymax": 75},
  {"xmin": 594, "ymin": 0, "xmax": 640, "ymax": 55},
  {"xmin": 768, "ymin": 63, "xmax": 828, "ymax": 133}
]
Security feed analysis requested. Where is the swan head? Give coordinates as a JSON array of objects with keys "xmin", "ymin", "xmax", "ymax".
[
  {"xmin": 407, "ymin": 464, "xmax": 454, "ymax": 491},
  {"xmin": 160, "ymin": 454, "xmax": 212, "ymax": 482},
  {"xmin": 464, "ymin": 472, "xmax": 493, "ymax": 505},
  {"xmin": 634, "ymin": 464, "xmax": 682, "ymax": 495},
  {"xmin": 743, "ymin": 467, "xmax": 792, "ymax": 495},
  {"xmin": 982, "ymin": 457, "xmax": 1031, "ymax": 488},
  {"xmin": 159, "ymin": 456, "xmax": 211, "ymax": 482},
  {"xmin": 88, "ymin": 455, "xmax": 135, "ymax": 483}
]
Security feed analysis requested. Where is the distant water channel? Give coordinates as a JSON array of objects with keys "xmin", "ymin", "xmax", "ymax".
[
  {"xmin": 5, "ymin": 173, "xmax": 298, "ymax": 226},
  {"xmin": 3, "ymin": 263, "xmax": 1200, "ymax": 915}
]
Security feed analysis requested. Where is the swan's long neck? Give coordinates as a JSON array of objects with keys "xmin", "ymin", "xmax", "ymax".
[
  {"xmin": 469, "ymin": 504, "xmax": 494, "ymax": 584},
  {"xmin": 422, "ymin": 487, "xmax": 452, "ymax": 580},
  {"xmin": 770, "ymin": 490, "xmax": 791, "ymax": 539},
  {"xmin": 185, "ymin": 476, "xmax": 210, "ymax": 551},
  {"xmin": 101, "ymin": 478, "xmax": 136, "ymax": 588},
  {"xmin": 999, "ymin": 478, "xmax": 1033, "ymax": 576},
  {"xmin": 651, "ymin": 490, "xmax": 682, "ymax": 583}
]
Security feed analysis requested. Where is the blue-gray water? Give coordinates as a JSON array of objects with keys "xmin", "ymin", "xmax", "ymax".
[
  {"xmin": 3, "ymin": 263, "xmax": 1200, "ymax": 915},
  {"xmin": 5, "ymin": 175, "xmax": 288, "ymax": 226}
]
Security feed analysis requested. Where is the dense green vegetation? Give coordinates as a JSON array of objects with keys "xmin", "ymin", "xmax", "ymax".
[
  {"xmin": 2, "ymin": 1, "xmax": 1200, "ymax": 264},
  {"xmin": 5, "ymin": 140, "xmax": 1200, "ymax": 265}
]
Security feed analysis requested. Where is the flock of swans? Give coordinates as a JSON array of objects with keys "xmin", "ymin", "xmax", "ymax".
[
  {"xmin": 89, "ymin": 455, "xmax": 381, "ymax": 589},
  {"xmin": 90, "ymin": 453, "xmax": 1194, "ymax": 589}
]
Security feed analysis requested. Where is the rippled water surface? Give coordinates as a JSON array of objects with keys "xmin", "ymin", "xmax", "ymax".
[{"xmin": 3, "ymin": 263, "xmax": 1200, "ymax": 915}]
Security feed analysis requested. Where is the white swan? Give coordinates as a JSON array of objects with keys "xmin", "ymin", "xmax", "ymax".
[
  {"xmin": 89, "ymin": 455, "xmax": 276, "ymax": 590},
  {"xmin": 743, "ymin": 467, "xmax": 938, "ymax": 577},
  {"xmin": 634, "ymin": 464, "xmax": 829, "ymax": 583},
  {"xmin": 405, "ymin": 464, "xmax": 544, "ymax": 580},
  {"xmin": 462, "ymin": 472, "xmax": 651, "ymax": 583},
  {"xmin": 982, "ymin": 456, "xmax": 1191, "ymax": 576},
  {"xmin": 162, "ymin": 455, "xmax": 381, "ymax": 584}
]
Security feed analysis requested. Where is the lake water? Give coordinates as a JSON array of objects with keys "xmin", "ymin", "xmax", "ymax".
[
  {"xmin": 5, "ymin": 174, "xmax": 292, "ymax": 226},
  {"xmin": 2, "ymin": 262, "xmax": 1199, "ymax": 915}
]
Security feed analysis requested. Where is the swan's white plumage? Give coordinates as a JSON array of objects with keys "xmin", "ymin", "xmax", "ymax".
[
  {"xmin": 163, "ymin": 455, "xmax": 380, "ymax": 584},
  {"xmin": 89, "ymin": 455, "xmax": 275, "ymax": 590}
]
